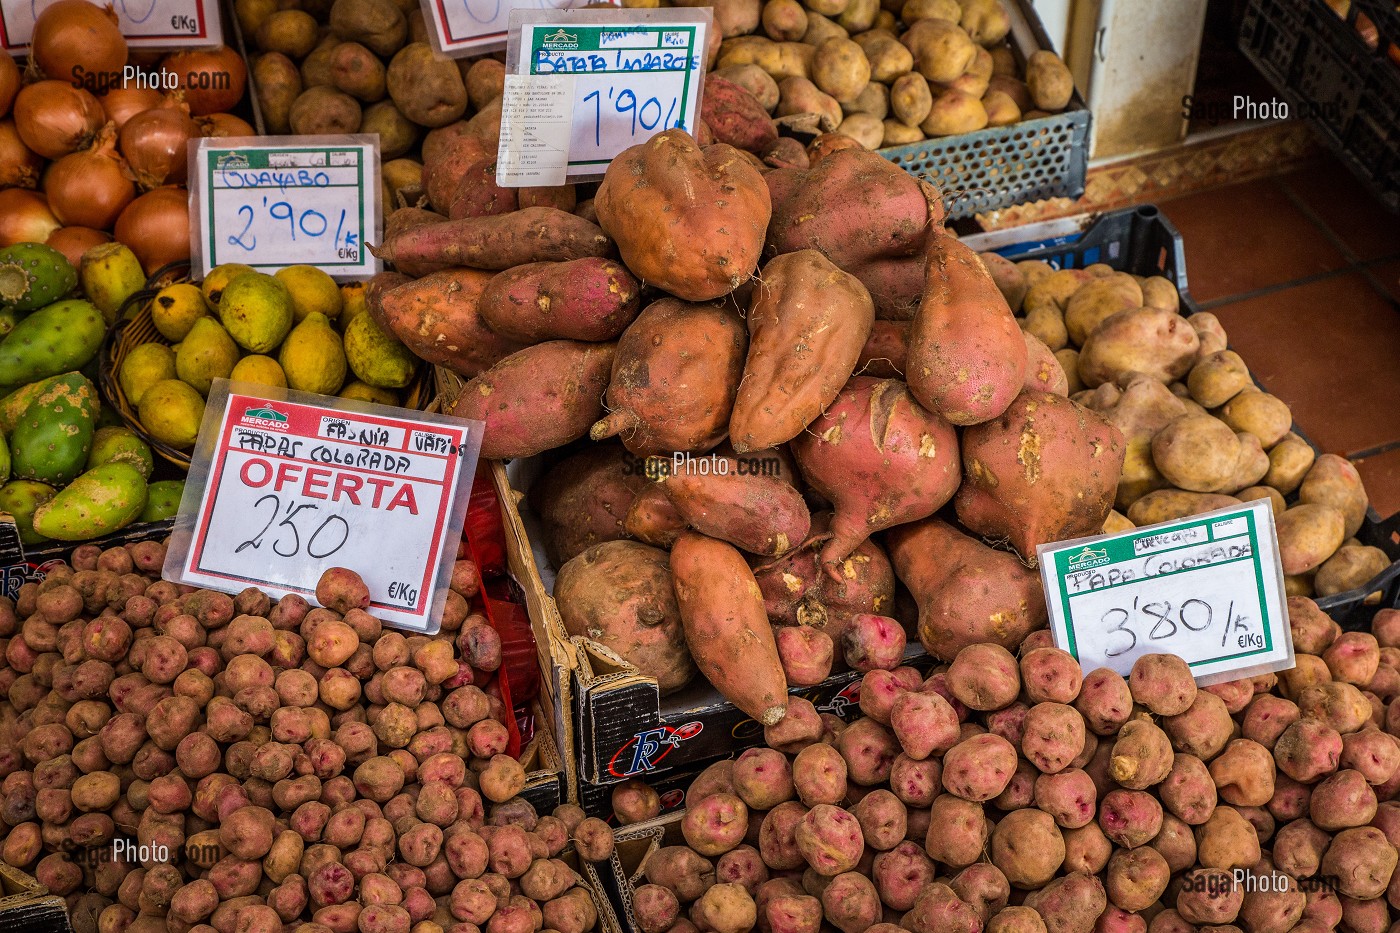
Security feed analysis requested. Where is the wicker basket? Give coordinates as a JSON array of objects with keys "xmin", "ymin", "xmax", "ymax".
[{"xmin": 99, "ymin": 279, "xmax": 437, "ymax": 470}]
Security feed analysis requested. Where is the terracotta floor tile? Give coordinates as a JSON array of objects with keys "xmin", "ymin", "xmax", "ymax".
[
  {"xmin": 1211, "ymin": 273, "xmax": 1400, "ymax": 456},
  {"xmin": 1366, "ymin": 259, "xmax": 1400, "ymax": 303},
  {"xmin": 1355, "ymin": 447, "xmax": 1400, "ymax": 521},
  {"xmin": 1162, "ymin": 180, "xmax": 1348, "ymax": 303},
  {"xmin": 1279, "ymin": 158, "xmax": 1400, "ymax": 262}
]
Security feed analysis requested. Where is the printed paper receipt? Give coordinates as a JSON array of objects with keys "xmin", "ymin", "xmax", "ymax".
[
  {"xmin": 1039, "ymin": 499, "xmax": 1293, "ymax": 685},
  {"xmin": 496, "ymin": 75, "xmax": 576, "ymax": 186}
]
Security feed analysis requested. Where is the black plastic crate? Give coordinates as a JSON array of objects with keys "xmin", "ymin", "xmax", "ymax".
[
  {"xmin": 1240, "ymin": 0, "xmax": 1400, "ymax": 211},
  {"xmin": 980, "ymin": 205, "xmax": 1400, "ymax": 630}
]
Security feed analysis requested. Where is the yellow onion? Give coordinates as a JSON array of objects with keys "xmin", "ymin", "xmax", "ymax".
[
  {"xmin": 31, "ymin": 0, "xmax": 127, "ymax": 84},
  {"xmin": 0, "ymin": 189, "xmax": 61, "ymax": 246},
  {"xmin": 12, "ymin": 80, "xmax": 105, "ymax": 159},
  {"xmin": 45, "ymin": 127, "xmax": 135, "ymax": 229},
  {"xmin": 114, "ymin": 186, "xmax": 190, "ymax": 274}
]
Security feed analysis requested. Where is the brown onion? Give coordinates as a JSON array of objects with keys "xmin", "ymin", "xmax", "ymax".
[
  {"xmin": 100, "ymin": 86, "xmax": 165, "ymax": 131},
  {"xmin": 161, "ymin": 46, "xmax": 246, "ymax": 116},
  {"xmin": 0, "ymin": 119, "xmax": 42, "ymax": 188},
  {"xmin": 12, "ymin": 80, "xmax": 105, "ymax": 159},
  {"xmin": 120, "ymin": 101, "xmax": 198, "ymax": 189},
  {"xmin": 46, "ymin": 226, "xmax": 111, "ymax": 266},
  {"xmin": 31, "ymin": 0, "xmax": 127, "ymax": 84},
  {"xmin": 0, "ymin": 49, "xmax": 18, "ymax": 118},
  {"xmin": 114, "ymin": 186, "xmax": 189, "ymax": 274},
  {"xmin": 198, "ymin": 113, "xmax": 256, "ymax": 137},
  {"xmin": 45, "ymin": 129, "xmax": 135, "ymax": 229},
  {"xmin": 0, "ymin": 189, "xmax": 61, "ymax": 246}
]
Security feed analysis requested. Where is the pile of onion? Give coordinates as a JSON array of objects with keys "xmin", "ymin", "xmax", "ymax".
[
  {"xmin": 0, "ymin": 189, "xmax": 60, "ymax": 247},
  {"xmin": 115, "ymin": 186, "xmax": 190, "ymax": 274},
  {"xmin": 12, "ymin": 81, "xmax": 105, "ymax": 160},
  {"xmin": 30, "ymin": 0, "xmax": 128, "ymax": 83},
  {"xmin": 119, "ymin": 98, "xmax": 199, "ymax": 189}
]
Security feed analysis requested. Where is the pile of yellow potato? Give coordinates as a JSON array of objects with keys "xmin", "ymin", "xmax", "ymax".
[
  {"xmin": 984, "ymin": 254, "xmax": 1386, "ymax": 601},
  {"xmin": 708, "ymin": 0, "xmax": 1075, "ymax": 148},
  {"xmin": 117, "ymin": 264, "xmax": 419, "ymax": 451}
]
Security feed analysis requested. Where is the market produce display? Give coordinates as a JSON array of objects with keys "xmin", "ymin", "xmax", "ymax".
[
  {"xmin": 241, "ymin": 0, "xmax": 508, "ymax": 217},
  {"xmin": 709, "ymin": 0, "xmax": 1076, "ymax": 150},
  {"xmin": 0, "ymin": 0, "xmax": 250, "ymax": 272},
  {"xmin": 978, "ymin": 260, "xmax": 1385, "ymax": 600},
  {"xmin": 0, "ymin": 241, "xmax": 182, "ymax": 545},
  {"xmin": 0, "ymin": 551, "xmax": 612, "ymax": 933},
  {"xmin": 608, "ymin": 602, "xmax": 1400, "ymax": 933},
  {"xmin": 114, "ymin": 262, "xmax": 421, "ymax": 453}
]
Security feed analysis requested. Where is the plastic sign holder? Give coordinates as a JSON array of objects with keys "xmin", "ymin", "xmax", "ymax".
[
  {"xmin": 1039, "ymin": 499, "xmax": 1295, "ymax": 685},
  {"xmin": 496, "ymin": 7, "xmax": 709, "ymax": 185},
  {"xmin": 188, "ymin": 135, "xmax": 382, "ymax": 281},
  {"xmin": 165, "ymin": 380, "xmax": 483, "ymax": 634}
]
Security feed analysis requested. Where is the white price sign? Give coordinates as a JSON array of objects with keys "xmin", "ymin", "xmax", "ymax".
[
  {"xmin": 497, "ymin": 8, "xmax": 709, "ymax": 184},
  {"xmin": 422, "ymin": 0, "xmax": 607, "ymax": 57},
  {"xmin": 189, "ymin": 136, "xmax": 381, "ymax": 281},
  {"xmin": 1, "ymin": 0, "xmax": 221, "ymax": 52},
  {"xmin": 1038, "ymin": 499, "xmax": 1294, "ymax": 685},
  {"xmin": 165, "ymin": 381, "xmax": 483, "ymax": 634}
]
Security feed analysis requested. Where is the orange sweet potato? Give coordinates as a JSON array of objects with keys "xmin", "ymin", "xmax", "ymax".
[
  {"xmin": 906, "ymin": 227, "xmax": 1027, "ymax": 426},
  {"xmin": 592, "ymin": 298, "xmax": 747, "ymax": 456},
  {"xmin": 595, "ymin": 129, "xmax": 770, "ymax": 301},
  {"xmin": 477, "ymin": 258, "xmax": 642, "ymax": 344},
  {"xmin": 767, "ymin": 148, "xmax": 944, "ymax": 270},
  {"xmin": 887, "ymin": 518, "xmax": 1048, "ymax": 660},
  {"xmin": 372, "ymin": 268, "xmax": 524, "ymax": 377},
  {"xmin": 380, "ymin": 208, "xmax": 451, "ymax": 278},
  {"xmin": 555, "ymin": 541, "xmax": 697, "ymax": 694},
  {"xmin": 661, "ymin": 460, "xmax": 811, "ymax": 557},
  {"xmin": 371, "ymin": 207, "xmax": 614, "ymax": 270},
  {"xmin": 954, "ymin": 391, "xmax": 1125, "ymax": 562},
  {"xmin": 625, "ymin": 483, "xmax": 690, "ymax": 549},
  {"xmin": 671, "ymin": 531, "xmax": 789, "ymax": 725},
  {"xmin": 729, "ymin": 250, "xmax": 875, "ymax": 454},
  {"xmin": 529, "ymin": 444, "xmax": 649, "ymax": 567},
  {"xmin": 790, "ymin": 377, "xmax": 959, "ymax": 568},
  {"xmin": 450, "ymin": 341, "xmax": 615, "ymax": 459},
  {"xmin": 753, "ymin": 512, "xmax": 896, "ymax": 644},
  {"xmin": 849, "ymin": 255, "xmax": 926, "ymax": 322}
]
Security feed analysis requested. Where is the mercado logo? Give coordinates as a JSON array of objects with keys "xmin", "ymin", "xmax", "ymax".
[
  {"xmin": 241, "ymin": 405, "xmax": 289, "ymax": 432},
  {"xmin": 540, "ymin": 28, "xmax": 579, "ymax": 50},
  {"xmin": 1067, "ymin": 545, "xmax": 1110, "ymax": 570},
  {"xmin": 215, "ymin": 152, "xmax": 251, "ymax": 170}
]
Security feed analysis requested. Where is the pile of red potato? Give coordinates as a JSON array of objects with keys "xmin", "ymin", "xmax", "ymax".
[
  {"xmin": 0, "ymin": 541, "xmax": 617, "ymax": 933},
  {"xmin": 608, "ymin": 603, "xmax": 1400, "ymax": 933}
]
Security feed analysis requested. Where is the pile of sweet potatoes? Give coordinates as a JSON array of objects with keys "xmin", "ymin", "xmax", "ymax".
[
  {"xmin": 607, "ymin": 598, "xmax": 1400, "ymax": 933},
  {"xmin": 0, "ymin": 543, "xmax": 616, "ymax": 933}
]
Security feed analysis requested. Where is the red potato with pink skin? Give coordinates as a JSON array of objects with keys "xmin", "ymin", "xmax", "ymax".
[
  {"xmin": 888, "ymin": 518, "xmax": 1048, "ymax": 660},
  {"xmin": 889, "ymin": 689, "xmax": 960, "ymax": 761},
  {"xmin": 1075, "ymin": 668, "xmax": 1133, "ymax": 736},
  {"xmin": 1034, "ymin": 767, "xmax": 1098, "ymax": 828},
  {"xmin": 955, "ymin": 390, "xmax": 1125, "ymax": 561},
  {"xmin": 992, "ymin": 807, "xmax": 1066, "ymax": 889},
  {"xmin": 476, "ymin": 257, "xmax": 641, "ymax": 343},
  {"xmin": 670, "ymin": 533, "xmax": 789, "ymax": 726},
  {"xmin": 450, "ymin": 340, "xmax": 615, "ymax": 459},
  {"xmin": 924, "ymin": 794, "xmax": 989, "ymax": 868},
  {"xmin": 794, "ymin": 804, "xmax": 864, "ymax": 875},
  {"xmin": 1099, "ymin": 789, "xmax": 1163, "ymax": 848},
  {"xmin": 947, "ymin": 643, "xmax": 1021, "ymax": 711},
  {"xmin": 941, "ymin": 733, "xmax": 1018, "ymax": 801},
  {"xmin": 682, "ymin": 793, "xmax": 750, "ymax": 857},
  {"xmin": 1022, "ymin": 703, "xmax": 1087, "ymax": 775},
  {"xmin": 1021, "ymin": 647, "xmax": 1083, "ymax": 705},
  {"xmin": 1129, "ymin": 654, "xmax": 1197, "ymax": 716},
  {"xmin": 790, "ymin": 377, "xmax": 960, "ymax": 569},
  {"xmin": 841, "ymin": 614, "xmax": 906, "ymax": 671},
  {"xmin": 906, "ymin": 227, "xmax": 1028, "ymax": 426},
  {"xmin": 1109, "ymin": 719, "xmax": 1174, "ymax": 789},
  {"xmin": 902, "ymin": 882, "xmax": 983, "ymax": 933}
]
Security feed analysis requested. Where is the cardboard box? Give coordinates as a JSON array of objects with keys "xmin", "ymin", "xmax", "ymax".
[
  {"xmin": 0, "ymin": 864, "xmax": 70, "ymax": 933},
  {"xmin": 598, "ymin": 814, "xmax": 688, "ymax": 933},
  {"xmin": 0, "ymin": 518, "xmax": 173, "ymax": 600},
  {"xmin": 578, "ymin": 755, "xmax": 724, "ymax": 821},
  {"xmin": 490, "ymin": 452, "xmax": 932, "ymax": 790}
]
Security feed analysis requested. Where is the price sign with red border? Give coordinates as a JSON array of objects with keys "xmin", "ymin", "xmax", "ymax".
[{"xmin": 164, "ymin": 380, "xmax": 483, "ymax": 634}]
